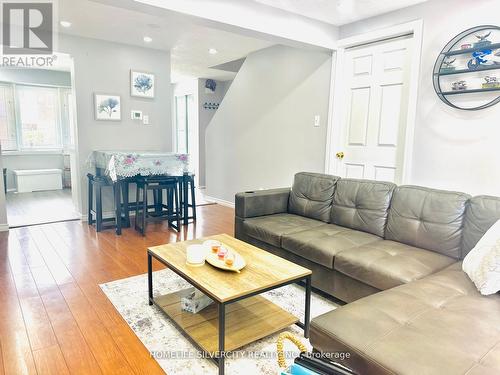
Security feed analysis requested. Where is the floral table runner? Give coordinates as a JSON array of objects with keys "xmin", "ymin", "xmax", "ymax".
[{"xmin": 91, "ymin": 151, "xmax": 190, "ymax": 181}]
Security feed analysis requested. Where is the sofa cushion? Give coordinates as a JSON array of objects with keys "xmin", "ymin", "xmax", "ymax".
[
  {"xmin": 462, "ymin": 195, "xmax": 500, "ymax": 258},
  {"xmin": 242, "ymin": 213, "xmax": 324, "ymax": 247},
  {"xmin": 310, "ymin": 263, "xmax": 500, "ymax": 375},
  {"xmin": 334, "ymin": 240, "xmax": 456, "ymax": 290},
  {"xmin": 288, "ymin": 172, "xmax": 340, "ymax": 223},
  {"xmin": 385, "ymin": 185, "xmax": 470, "ymax": 259},
  {"xmin": 282, "ymin": 224, "xmax": 381, "ymax": 269},
  {"xmin": 331, "ymin": 179, "xmax": 396, "ymax": 237}
]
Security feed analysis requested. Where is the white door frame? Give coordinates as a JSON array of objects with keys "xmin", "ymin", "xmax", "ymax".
[
  {"xmin": 0, "ymin": 52, "xmax": 82, "ymax": 228},
  {"xmin": 325, "ymin": 20, "xmax": 423, "ymax": 184},
  {"xmin": 67, "ymin": 54, "xmax": 82, "ymax": 216}
]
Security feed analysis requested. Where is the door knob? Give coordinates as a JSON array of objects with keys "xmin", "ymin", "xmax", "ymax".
[{"xmin": 336, "ymin": 152, "xmax": 345, "ymax": 160}]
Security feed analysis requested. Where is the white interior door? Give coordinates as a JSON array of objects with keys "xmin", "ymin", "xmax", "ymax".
[{"xmin": 334, "ymin": 35, "xmax": 412, "ymax": 183}]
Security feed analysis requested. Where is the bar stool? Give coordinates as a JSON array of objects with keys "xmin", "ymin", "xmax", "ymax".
[
  {"xmin": 179, "ymin": 173, "xmax": 197, "ymax": 223},
  {"xmin": 118, "ymin": 176, "xmax": 139, "ymax": 228},
  {"xmin": 135, "ymin": 176, "xmax": 180, "ymax": 235},
  {"xmin": 87, "ymin": 173, "xmax": 120, "ymax": 232}
]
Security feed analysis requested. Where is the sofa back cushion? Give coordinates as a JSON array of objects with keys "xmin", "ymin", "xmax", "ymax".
[
  {"xmin": 462, "ymin": 195, "xmax": 500, "ymax": 258},
  {"xmin": 288, "ymin": 172, "xmax": 340, "ymax": 222},
  {"xmin": 331, "ymin": 179, "xmax": 396, "ymax": 237},
  {"xmin": 385, "ymin": 186, "xmax": 470, "ymax": 258}
]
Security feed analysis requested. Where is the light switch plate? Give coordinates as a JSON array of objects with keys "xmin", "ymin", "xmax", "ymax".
[
  {"xmin": 314, "ymin": 115, "xmax": 320, "ymax": 127},
  {"xmin": 143, "ymin": 115, "xmax": 150, "ymax": 125}
]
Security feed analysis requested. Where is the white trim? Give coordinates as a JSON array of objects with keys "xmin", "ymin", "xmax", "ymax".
[
  {"xmin": 2, "ymin": 149, "xmax": 64, "ymax": 156},
  {"xmin": 334, "ymin": 20, "xmax": 422, "ymax": 49},
  {"xmin": 325, "ymin": 19, "xmax": 423, "ymax": 184},
  {"xmin": 325, "ymin": 46, "xmax": 346, "ymax": 175},
  {"xmin": 400, "ymin": 21, "xmax": 423, "ymax": 184},
  {"xmin": 323, "ymin": 50, "xmax": 337, "ymax": 173},
  {"xmin": 81, "ymin": 210, "xmax": 124, "ymax": 222},
  {"xmin": 67, "ymin": 55, "xmax": 82, "ymax": 216},
  {"xmin": 0, "ymin": 224, "xmax": 9, "ymax": 232},
  {"xmin": 202, "ymin": 195, "xmax": 235, "ymax": 208}
]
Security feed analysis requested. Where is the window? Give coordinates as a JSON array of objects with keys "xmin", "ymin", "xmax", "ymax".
[
  {"xmin": 175, "ymin": 94, "xmax": 195, "ymax": 153},
  {"xmin": 17, "ymin": 86, "xmax": 61, "ymax": 149},
  {"xmin": 0, "ymin": 83, "xmax": 72, "ymax": 152}
]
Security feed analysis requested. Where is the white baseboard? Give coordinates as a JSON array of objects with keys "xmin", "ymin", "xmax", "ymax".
[
  {"xmin": 0, "ymin": 224, "xmax": 9, "ymax": 232},
  {"xmin": 203, "ymin": 195, "xmax": 235, "ymax": 208},
  {"xmin": 81, "ymin": 210, "xmax": 138, "ymax": 222}
]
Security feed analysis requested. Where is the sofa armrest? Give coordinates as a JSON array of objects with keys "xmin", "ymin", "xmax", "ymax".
[{"xmin": 235, "ymin": 188, "xmax": 290, "ymax": 218}]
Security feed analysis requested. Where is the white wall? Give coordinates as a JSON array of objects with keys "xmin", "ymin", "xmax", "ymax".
[
  {"xmin": 197, "ymin": 78, "xmax": 231, "ymax": 187},
  {"xmin": 58, "ymin": 34, "xmax": 172, "ymax": 214},
  {"xmin": 339, "ymin": 0, "xmax": 500, "ymax": 196},
  {"xmin": 205, "ymin": 45, "xmax": 332, "ymax": 203}
]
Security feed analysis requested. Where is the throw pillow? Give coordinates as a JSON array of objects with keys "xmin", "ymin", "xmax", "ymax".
[{"xmin": 462, "ymin": 219, "xmax": 500, "ymax": 295}]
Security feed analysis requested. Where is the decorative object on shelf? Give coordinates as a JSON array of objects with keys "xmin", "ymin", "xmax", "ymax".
[
  {"xmin": 180, "ymin": 287, "xmax": 213, "ymax": 314},
  {"xmin": 467, "ymin": 49, "xmax": 500, "ymax": 70},
  {"xmin": 473, "ymin": 31, "xmax": 492, "ymax": 48},
  {"xmin": 204, "ymin": 79, "xmax": 216, "ymax": 93},
  {"xmin": 452, "ymin": 80, "xmax": 467, "ymax": 91},
  {"xmin": 94, "ymin": 93, "xmax": 121, "ymax": 121},
  {"xmin": 482, "ymin": 76, "xmax": 500, "ymax": 89},
  {"xmin": 131, "ymin": 70, "xmax": 155, "ymax": 98},
  {"xmin": 440, "ymin": 58, "xmax": 456, "ymax": 73},
  {"xmin": 203, "ymin": 102, "xmax": 219, "ymax": 110},
  {"xmin": 433, "ymin": 25, "xmax": 500, "ymax": 110}
]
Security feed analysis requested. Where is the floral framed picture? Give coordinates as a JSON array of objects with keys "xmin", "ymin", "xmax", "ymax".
[
  {"xmin": 94, "ymin": 93, "xmax": 121, "ymax": 121},
  {"xmin": 131, "ymin": 70, "xmax": 155, "ymax": 98}
]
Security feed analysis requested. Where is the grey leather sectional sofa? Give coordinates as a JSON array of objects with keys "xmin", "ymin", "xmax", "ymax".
[{"xmin": 235, "ymin": 172, "xmax": 500, "ymax": 375}]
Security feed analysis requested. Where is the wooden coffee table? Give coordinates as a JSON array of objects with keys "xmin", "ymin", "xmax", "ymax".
[{"xmin": 147, "ymin": 234, "xmax": 312, "ymax": 375}]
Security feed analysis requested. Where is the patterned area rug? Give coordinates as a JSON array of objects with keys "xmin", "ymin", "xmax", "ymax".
[{"xmin": 100, "ymin": 269, "xmax": 338, "ymax": 374}]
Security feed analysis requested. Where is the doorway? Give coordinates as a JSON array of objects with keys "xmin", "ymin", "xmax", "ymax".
[
  {"xmin": 326, "ymin": 21, "xmax": 422, "ymax": 184},
  {"xmin": 0, "ymin": 57, "xmax": 81, "ymax": 227}
]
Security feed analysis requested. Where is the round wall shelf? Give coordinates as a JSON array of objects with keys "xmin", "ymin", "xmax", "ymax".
[{"xmin": 433, "ymin": 25, "xmax": 500, "ymax": 110}]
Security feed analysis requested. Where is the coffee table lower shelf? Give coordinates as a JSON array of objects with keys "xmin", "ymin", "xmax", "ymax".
[{"xmin": 154, "ymin": 291, "xmax": 298, "ymax": 354}]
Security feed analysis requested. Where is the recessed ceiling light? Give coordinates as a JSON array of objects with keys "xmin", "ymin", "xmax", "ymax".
[
  {"xmin": 208, "ymin": 48, "xmax": 218, "ymax": 55},
  {"xmin": 143, "ymin": 36, "xmax": 153, "ymax": 43},
  {"xmin": 60, "ymin": 21, "xmax": 72, "ymax": 28}
]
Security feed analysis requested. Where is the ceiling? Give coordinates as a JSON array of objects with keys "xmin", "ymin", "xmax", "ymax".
[
  {"xmin": 58, "ymin": 0, "xmax": 273, "ymax": 81},
  {"xmin": 252, "ymin": 0, "xmax": 428, "ymax": 26},
  {"xmin": 58, "ymin": 0, "xmax": 428, "ymax": 81}
]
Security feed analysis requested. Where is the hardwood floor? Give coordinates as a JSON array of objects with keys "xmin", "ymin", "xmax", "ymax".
[
  {"xmin": 6, "ymin": 189, "xmax": 80, "ymax": 228},
  {"xmin": 0, "ymin": 204, "xmax": 234, "ymax": 375}
]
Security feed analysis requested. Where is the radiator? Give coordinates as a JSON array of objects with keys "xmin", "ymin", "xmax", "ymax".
[{"xmin": 14, "ymin": 169, "xmax": 63, "ymax": 193}]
